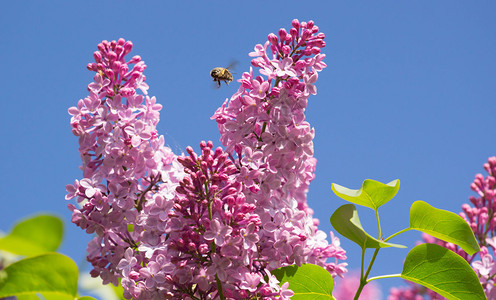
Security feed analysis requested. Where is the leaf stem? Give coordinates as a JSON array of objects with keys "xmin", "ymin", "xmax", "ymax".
[
  {"xmin": 384, "ymin": 228, "xmax": 411, "ymax": 242},
  {"xmin": 375, "ymin": 209, "xmax": 382, "ymax": 239},
  {"xmin": 354, "ymin": 248, "xmax": 380, "ymax": 300}
]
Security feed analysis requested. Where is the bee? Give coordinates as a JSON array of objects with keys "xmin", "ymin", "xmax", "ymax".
[{"xmin": 210, "ymin": 62, "xmax": 236, "ymax": 87}]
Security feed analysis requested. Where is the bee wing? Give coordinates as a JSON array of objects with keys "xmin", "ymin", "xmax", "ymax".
[{"xmin": 226, "ymin": 60, "xmax": 239, "ymax": 71}]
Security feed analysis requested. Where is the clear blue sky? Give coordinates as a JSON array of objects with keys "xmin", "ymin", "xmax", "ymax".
[{"xmin": 1, "ymin": 1, "xmax": 495, "ymax": 298}]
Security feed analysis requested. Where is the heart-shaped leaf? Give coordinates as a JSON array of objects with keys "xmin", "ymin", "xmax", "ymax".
[
  {"xmin": 401, "ymin": 243, "xmax": 485, "ymax": 300},
  {"xmin": 271, "ymin": 264, "xmax": 335, "ymax": 299},
  {"xmin": 0, "ymin": 253, "xmax": 78, "ymax": 298},
  {"xmin": 410, "ymin": 201, "xmax": 480, "ymax": 255},
  {"xmin": 330, "ymin": 204, "xmax": 406, "ymax": 249},
  {"xmin": 331, "ymin": 179, "xmax": 400, "ymax": 210},
  {"xmin": 0, "ymin": 214, "xmax": 63, "ymax": 256}
]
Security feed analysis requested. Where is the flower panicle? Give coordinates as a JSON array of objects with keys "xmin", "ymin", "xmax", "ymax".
[
  {"xmin": 212, "ymin": 18, "xmax": 347, "ymax": 280},
  {"xmin": 67, "ymin": 20, "xmax": 347, "ymax": 300}
]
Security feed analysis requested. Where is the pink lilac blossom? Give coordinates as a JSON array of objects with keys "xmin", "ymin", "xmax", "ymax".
[
  {"xmin": 388, "ymin": 157, "xmax": 496, "ymax": 300},
  {"xmin": 67, "ymin": 19, "xmax": 347, "ymax": 300},
  {"xmin": 212, "ymin": 19, "xmax": 347, "ymax": 276}
]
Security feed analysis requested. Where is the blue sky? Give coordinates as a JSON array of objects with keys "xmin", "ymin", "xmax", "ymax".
[{"xmin": 1, "ymin": 1, "xmax": 495, "ymax": 298}]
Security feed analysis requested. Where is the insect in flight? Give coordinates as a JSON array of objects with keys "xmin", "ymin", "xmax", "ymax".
[{"xmin": 210, "ymin": 62, "xmax": 237, "ymax": 88}]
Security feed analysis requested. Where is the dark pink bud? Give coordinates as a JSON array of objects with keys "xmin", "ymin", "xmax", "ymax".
[
  {"xmin": 214, "ymin": 147, "xmax": 223, "ymax": 157},
  {"xmin": 225, "ymin": 196, "xmax": 235, "ymax": 206},
  {"xmin": 198, "ymin": 244, "xmax": 209, "ymax": 254},
  {"xmin": 187, "ymin": 242, "xmax": 196, "ymax": 251},
  {"xmin": 311, "ymin": 47, "xmax": 321, "ymax": 54},
  {"xmin": 278, "ymin": 28, "xmax": 287, "ymax": 41},
  {"xmin": 87, "ymin": 63, "xmax": 97, "ymax": 72},
  {"xmin": 282, "ymin": 45, "xmax": 291, "ymax": 55},
  {"xmin": 120, "ymin": 65, "xmax": 130, "ymax": 76},
  {"xmin": 225, "ymin": 165, "xmax": 237, "ymax": 174},
  {"xmin": 176, "ymin": 186, "xmax": 186, "ymax": 195},
  {"xmin": 93, "ymin": 51, "xmax": 102, "ymax": 63},
  {"xmin": 209, "ymin": 185, "xmax": 219, "ymax": 194},
  {"xmin": 302, "ymin": 29, "xmax": 312, "ymax": 40},
  {"xmin": 290, "ymin": 28, "xmax": 298, "ymax": 38},
  {"xmin": 294, "ymin": 60, "xmax": 306, "ymax": 70},
  {"xmin": 117, "ymin": 38, "xmax": 125, "ymax": 46},
  {"xmin": 105, "ymin": 69, "xmax": 114, "ymax": 79},
  {"xmin": 234, "ymin": 144, "xmax": 242, "ymax": 155},
  {"xmin": 186, "ymin": 146, "xmax": 195, "ymax": 157},
  {"xmin": 97, "ymin": 42, "xmax": 106, "ymax": 53},
  {"xmin": 129, "ymin": 271, "xmax": 139, "ymax": 280},
  {"xmin": 115, "ymin": 45, "xmax": 124, "ymax": 56},
  {"xmin": 270, "ymin": 44, "xmax": 278, "ymax": 54},
  {"xmin": 218, "ymin": 173, "xmax": 229, "ymax": 181},
  {"xmin": 108, "ymin": 51, "xmax": 117, "ymax": 62},
  {"xmin": 123, "ymin": 41, "xmax": 133, "ymax": 55},
  {"xmin": 110, "ymin": 40, "xmax": 117, "ymax": 49},
  {"xmin": 206, "ymin": 156, "xmax": 214, "ymax": 166},
  {"xmin": 128, "ymin": 55, "xmax": 141, "ymax": 64},
  {"xmin": 202, "ymin": 148, "xmax": 210, "ymax": 159},
  {"xmin": 307, "ymin": 20, "xmax": 314, "ymax": 28},
  {"xmin": 268, "ymin": 33, "xmax": 278, "ymax": 45},
  {"xmin": 112, "ymin": 61, "xmax": 122, "ymax": 72},
  {"xmin": 292, "ymin": 19, "xmax": 300, "ymax": 29}
]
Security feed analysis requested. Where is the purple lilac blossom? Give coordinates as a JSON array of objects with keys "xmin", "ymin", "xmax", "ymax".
[{"xmin": 67, "ymin": 19, "xmax": 347, "ymax": 299}]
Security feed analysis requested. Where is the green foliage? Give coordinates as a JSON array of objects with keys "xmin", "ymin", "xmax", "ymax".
[
  {"xmin": 330, "ymin": 204, "xmax": 406, "ymax": 249},
  {"xmin": 272, "ymin": 264, "xmax": 335, "ymax": 300},
  {"xmin": 0, "ymin": 253, "xmax": 96, "ymax": 300},
  {"xmin": 0, "ymin": 214, "xmax": 63, "ymax": 256},
  {"xmin": 410, "ymin": 200, "xmax": 480, "ymax": 255},
  {"xmin": 402, "ymin": 243, "xmax": 485, "ymax": 299},
  {"xmin": 328, "ymin": 178, "xmax": 486, "ymax": 300},
  {"xmin": 331, "ymin": 179, "xmax": 400, "ymax": 210}
]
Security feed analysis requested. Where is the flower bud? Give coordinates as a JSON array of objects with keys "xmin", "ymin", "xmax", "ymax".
[{"xmin": 268, "ymin": 33, "xmax": 278, "ymax": 45}]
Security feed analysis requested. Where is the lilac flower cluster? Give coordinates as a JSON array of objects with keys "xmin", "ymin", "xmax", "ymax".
[
  {"xmin": 67, "ymin": 19, "xmax": 347, "ymax": 299},
  {"xmin": 212, "ymin": 19, "xmax": 347, "ymax": 275},
  {"xmin": 388, "ymin": 157, "xmax": 496, "ymax": 300}
]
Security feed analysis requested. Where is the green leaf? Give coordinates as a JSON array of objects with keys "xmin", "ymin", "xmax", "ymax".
[
  {"xmin": 17, "ymin": 293, "xmax": 81, "ymax": 300},
  {"xmin": 330, "ymin": 204, "xmax": 406, "ymax": 249},
  {"xmin": 0, "ymin": 214, "xmax": 63, "ymax": 256},
  {"xmin": 410, "ymin": 201, "xmax": 480, "ymax": 255},
  {"xmin": 401, "ymin": 244, "xmax": 486, "ymax": 300},
  {"xmin": 331, "ymin": 179, "xmax": 400, "ymax": 210},
  {"xmin": 0, "ymin": 253, "xmax": 78, "ymax": 298},
  {"xmin": 14, "ymin": 295, "xmax": 44, "ymax": 300},
  {"xmin": 77, "ymin": 297, "xmax": 97, "ymax": 300},
  {"xmin": 271, "ymin": 264, "xmax": 335, "ymax": 299}
]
